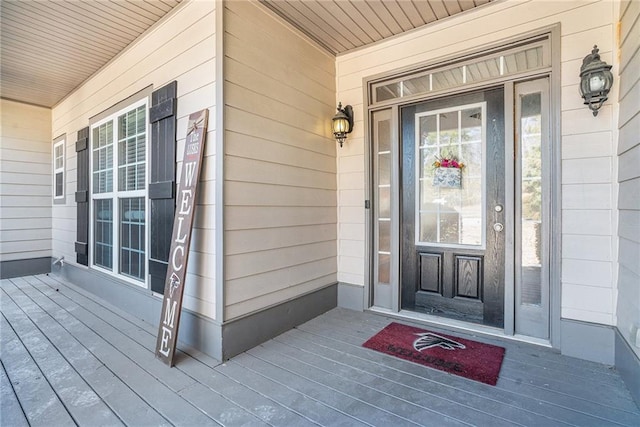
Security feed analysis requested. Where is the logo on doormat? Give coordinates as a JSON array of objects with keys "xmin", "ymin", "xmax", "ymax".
[{"xmin": 413, "ymin": 332, "xmax": 466, "ymax": 351}]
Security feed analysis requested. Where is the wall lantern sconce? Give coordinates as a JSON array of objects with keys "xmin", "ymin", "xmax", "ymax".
[
  {"xmin": 332, "ymin": 102, "xmax": 353, "ymax": 147},
  {"xmin": 579, "ymin": 45, "xmax": 613, "ymax": 116}
]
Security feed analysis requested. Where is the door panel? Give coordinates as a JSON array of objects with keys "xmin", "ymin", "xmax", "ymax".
[{"xmin": 401, "ymin": 88, "xmax": 505, "ymax": 328}]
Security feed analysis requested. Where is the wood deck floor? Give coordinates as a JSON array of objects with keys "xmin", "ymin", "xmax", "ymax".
[{"xmin": 1, "ymin": 274, "xmax": 639, "ymax": 427}]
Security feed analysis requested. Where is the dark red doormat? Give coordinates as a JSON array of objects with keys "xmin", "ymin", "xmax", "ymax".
[{"xmin": 362, "ymin": 322, "xmax": 505, "ymax": 385}]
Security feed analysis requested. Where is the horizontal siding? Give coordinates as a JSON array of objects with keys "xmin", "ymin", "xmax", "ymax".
[
  {"xmin": 223, "ymin": 0, "xmax": 336, "ymax": 320},
  {"xmin": 50, "ymin": 0, "xmax": 217, "ymax": 319},
  {"xmin": 616, "ymin": 0, "xmax": 640, "ymax": 357},
  {"xmin": 335, "ymin": 0, "xmax": 619, "ymax": 324},
  {"xmin": 0, "ymin": 99, "xmax": 52, "ymax": 262}
]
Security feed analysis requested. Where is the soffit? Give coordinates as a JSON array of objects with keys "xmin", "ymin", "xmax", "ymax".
[
  {"xmin": 259, "ymin": 0, "xmax": 494, "ymax": 55},
  {"xmin": 0, "ymin": 0, "xmax": 183, "ymax": 108},
  {"xmin": 1, "ymin": 0, "xmax": 493, "ymax": 109}
]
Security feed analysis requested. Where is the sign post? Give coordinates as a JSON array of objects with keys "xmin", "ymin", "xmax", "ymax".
[{"xmin": 155, "ymin": 109, "xmax": 208, "ymax": 366}]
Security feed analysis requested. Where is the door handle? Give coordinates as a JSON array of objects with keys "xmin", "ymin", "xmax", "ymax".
[{"xmin": 494, "ymin": 223, "xmax": 504, "ymax": 232}]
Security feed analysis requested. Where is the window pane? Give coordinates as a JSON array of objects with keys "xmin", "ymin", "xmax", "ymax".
[
  {"xmin": 520, "ymin": 92, "xmax": 542, "ymax": 305},
  {"xmin": 120, "ymin": 197, "xmax": 146, "ymax": 281},
  {"xmin": 92, "ymin": 122, "xmax": 113, "ymax": 194},
  {"xmin": 94, "ymin": 199, "xmax": 113, "ymax": 269},
  {"xmin": 466, "ymin": 57, "xmax": 501, "ymax": 83},
  {"xmin": 417, "ymin": 105, "xmax": 484, "ymax": 246},
  {"xmin": 370, "ymin": 40, "xmax": 549, "ymax": 106},
  {"xmin": 432, "ymin": 66, "xmax": 464, "ymax": 91},
  {"xmin": 55, "ymin": 172, "xmax": 63, "ymax": 197},
  {"xmin": 54, "ymin": 144, "xmax": 64, "ymax": 169},
  {"xmin": 503, "ymin": 46, "xmax": 544, "ymax": 75},
  {"xmin": 118, "ymin": 106, "xmax": 146, "ymax": 192},
  {"xmin": 378, "ymin": 254, "xmax": 390, "ymax": 284}
]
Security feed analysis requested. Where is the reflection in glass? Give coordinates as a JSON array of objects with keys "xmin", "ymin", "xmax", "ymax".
[
  {"xmin": 378, "ymin": 254, "xmax": 390, "ymax": 284},
  {"xmin": 120, "ymin": 197, "xmax": 146, "ymax": 281},
  {"xmin": 417, "ymin": 105, "xmax": 484, "ymax": 246},
  {"xmin": 371, "ymin": 43, "xmax": 548, "ymax": 104},
  {"xmin": 94, "ymin": 199, "xmax": 113, "ymax": 269},
  {"xmin": 379, "ymin": 186, "xmax": 390, "ymax": 218},
  {"xmin": 92, "ymin": 123, "xmax": 113, "ymax": 194},
  {"xmin": 520, "ymin": 92, "xmax": 542, "ymax": 305},
  {"xmin": 379, "ymin": 220, "xmax": 391, "ymax": 252},
  {"xmin": 432, "ymin": 67, "xmax": 464, "ymax": 91}
]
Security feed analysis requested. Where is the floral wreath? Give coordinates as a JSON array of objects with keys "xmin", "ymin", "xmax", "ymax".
[{"xmin": 433, "ymin": 153, "xmax": 465, "ymax": 170}]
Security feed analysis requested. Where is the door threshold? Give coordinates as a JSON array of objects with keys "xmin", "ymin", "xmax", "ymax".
[{"xmin": 367, "ymin": 306, "xmax": 552, "ymax": 348}]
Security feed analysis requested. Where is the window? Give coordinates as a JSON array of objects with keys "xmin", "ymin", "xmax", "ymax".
[
  {"xmin": 53, "ymin": 139, "xmax": 65, "ymax": 200},
  {"xmin": 90, "ymin": 100, "xmax": 148, "ymax": 284},
  {"xmin": 415, "ymin": 103, "xmax": 485, "ymax": 248},
  {"xmin": 371, "ymin": 38, "xmax": 550, "ymax": 105}
]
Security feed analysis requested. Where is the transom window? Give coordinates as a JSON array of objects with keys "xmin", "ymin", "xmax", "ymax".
[
  {"xmin": 371, "ymin": 37, "xmax": 550, "ymax": 105},
  {"xmin": 90, "ymin": 100, "xmax": 148, "ymax": 284}
]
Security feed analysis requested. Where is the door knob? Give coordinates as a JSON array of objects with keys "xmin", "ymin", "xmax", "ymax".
[{"xmin": 493, "ymin": 223, "xmax": 504, "ymax": 232}]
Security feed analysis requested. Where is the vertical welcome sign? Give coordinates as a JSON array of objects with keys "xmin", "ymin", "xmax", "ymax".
[{"xmin": 156, "ymin": 109, "xmax": 208, "ymax": 366}]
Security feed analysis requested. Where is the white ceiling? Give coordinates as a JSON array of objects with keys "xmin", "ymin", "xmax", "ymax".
[{"xmin": 0, "ymin": 0, "xmax": 491, "ymax": 108}]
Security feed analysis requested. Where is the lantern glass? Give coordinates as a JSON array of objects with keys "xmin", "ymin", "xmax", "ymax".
[
  {"xmin": 333, "ymin": 117, "xmax": 349, "ymax": 134},
  {"xmin": 589, "ymin": 74, "xmax": 605, "ymax": 91}
]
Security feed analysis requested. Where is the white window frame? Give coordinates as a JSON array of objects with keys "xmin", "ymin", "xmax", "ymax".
[
  {"xmin": 53, "ymin": 139, "xmax": 65, "ymax": 200},
  {"xmin": 89, "ymin": 98, "xmax": 150, "ymax": 287}
]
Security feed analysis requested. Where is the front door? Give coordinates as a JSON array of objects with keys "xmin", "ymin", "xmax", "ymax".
[{"xmin": 401, "ymin": 87, "xmax": 505, "ymax": 328}]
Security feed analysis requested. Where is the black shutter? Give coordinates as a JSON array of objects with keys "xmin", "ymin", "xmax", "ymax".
[
  {"xmin": 75, "ymin": 127, "xmax": 90, "ymax": 266},
  {"xmin": 149, "ymin": 81, "xmax": 177, "ymax": 293}
]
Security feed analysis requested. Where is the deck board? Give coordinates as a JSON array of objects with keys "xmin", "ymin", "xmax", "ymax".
[
  {"xmin": 319, "ymin": 308, "xmax": 638, "ymax": 410},
  {"xmin": 0, "ymin": 290, "xmax": 77, "ymax": 427},
  {"xmin": 0, "ymin": 358, "xmax": 29, "ymax": 427},
  {"xmin": 32, "ymin": 274, "xmax": 317, "ymax": 426},
  {"xmin": 1, "ymin": 274, "xmax": 639, "ymax": 427}
]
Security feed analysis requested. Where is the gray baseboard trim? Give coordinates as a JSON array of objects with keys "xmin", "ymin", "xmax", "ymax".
[
  {"xmin": 615, "ymin": 328, "xmax": 640, "ymax": 408},
  {"xmin": 338, "ymin": 282, "xmax": 364, "ymax": 311},
  {"xmin": 1, "ymin": 257, "xmax": 52, "ymax": 279},
  {"xmin": 221, "ymin": 283, "xmax": 337, "ymax": 360},
  {"xmin": 55, "ymin": 263, "xmax": 221, "ymax": 360},
  {"xmin": 560, "ymin": 318, "xmax": 615, "ymax": 365}
]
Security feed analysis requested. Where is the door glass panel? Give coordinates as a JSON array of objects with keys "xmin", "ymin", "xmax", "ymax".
[
  {"xmin": 416, "ymin": 104, "xmax": 485, "ymax": 247},
  {"xmin": 520, "ymin": 92, "xmax": 542, "ymax": 305}
]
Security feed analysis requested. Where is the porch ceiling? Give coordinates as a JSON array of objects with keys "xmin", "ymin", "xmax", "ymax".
[
  {"xmin": 260, "ymin": 0, "xmax": 494, "ymax": 55},
  {"xmin": 0, "ymin": 0, "xmax": 493, "ymax": 109}
]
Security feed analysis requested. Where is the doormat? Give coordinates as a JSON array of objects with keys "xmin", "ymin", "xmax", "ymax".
[{"xmin": 362, "ymin": 322, "xmax": 505, "ymax": 385}]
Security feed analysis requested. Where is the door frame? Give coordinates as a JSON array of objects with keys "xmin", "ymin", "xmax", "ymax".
[{"xmin": 362, "ymin": 25, "xmax": 562, "ymax": 348}]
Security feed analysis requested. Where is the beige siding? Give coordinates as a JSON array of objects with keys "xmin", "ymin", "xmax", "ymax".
[
  {"xmin": 223, "ymin": 0, "xmax": 336, "ymax": 320},
  {"xmin": 336, "ymin": 0, "xmax": 620, "ymax": 325},
  {"xmin": 51, "ymin": 0, "xmax": 217, "ymax": 319},
  {"xmin": 616, "ymin": 0, "xmax": 640, "ymax": 356},
  {"xmin": 0, "ymin": 100, "xmax": 52, "ymax": 261}
]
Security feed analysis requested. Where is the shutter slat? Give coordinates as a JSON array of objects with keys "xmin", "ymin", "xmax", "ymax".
[
  {"xmin": 149, "ymin": 81, "xmax": 177, "ymax": 293},
  {"xmin": 75, "ymin": 127, "xmax": 90, "ymax": 266}
]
